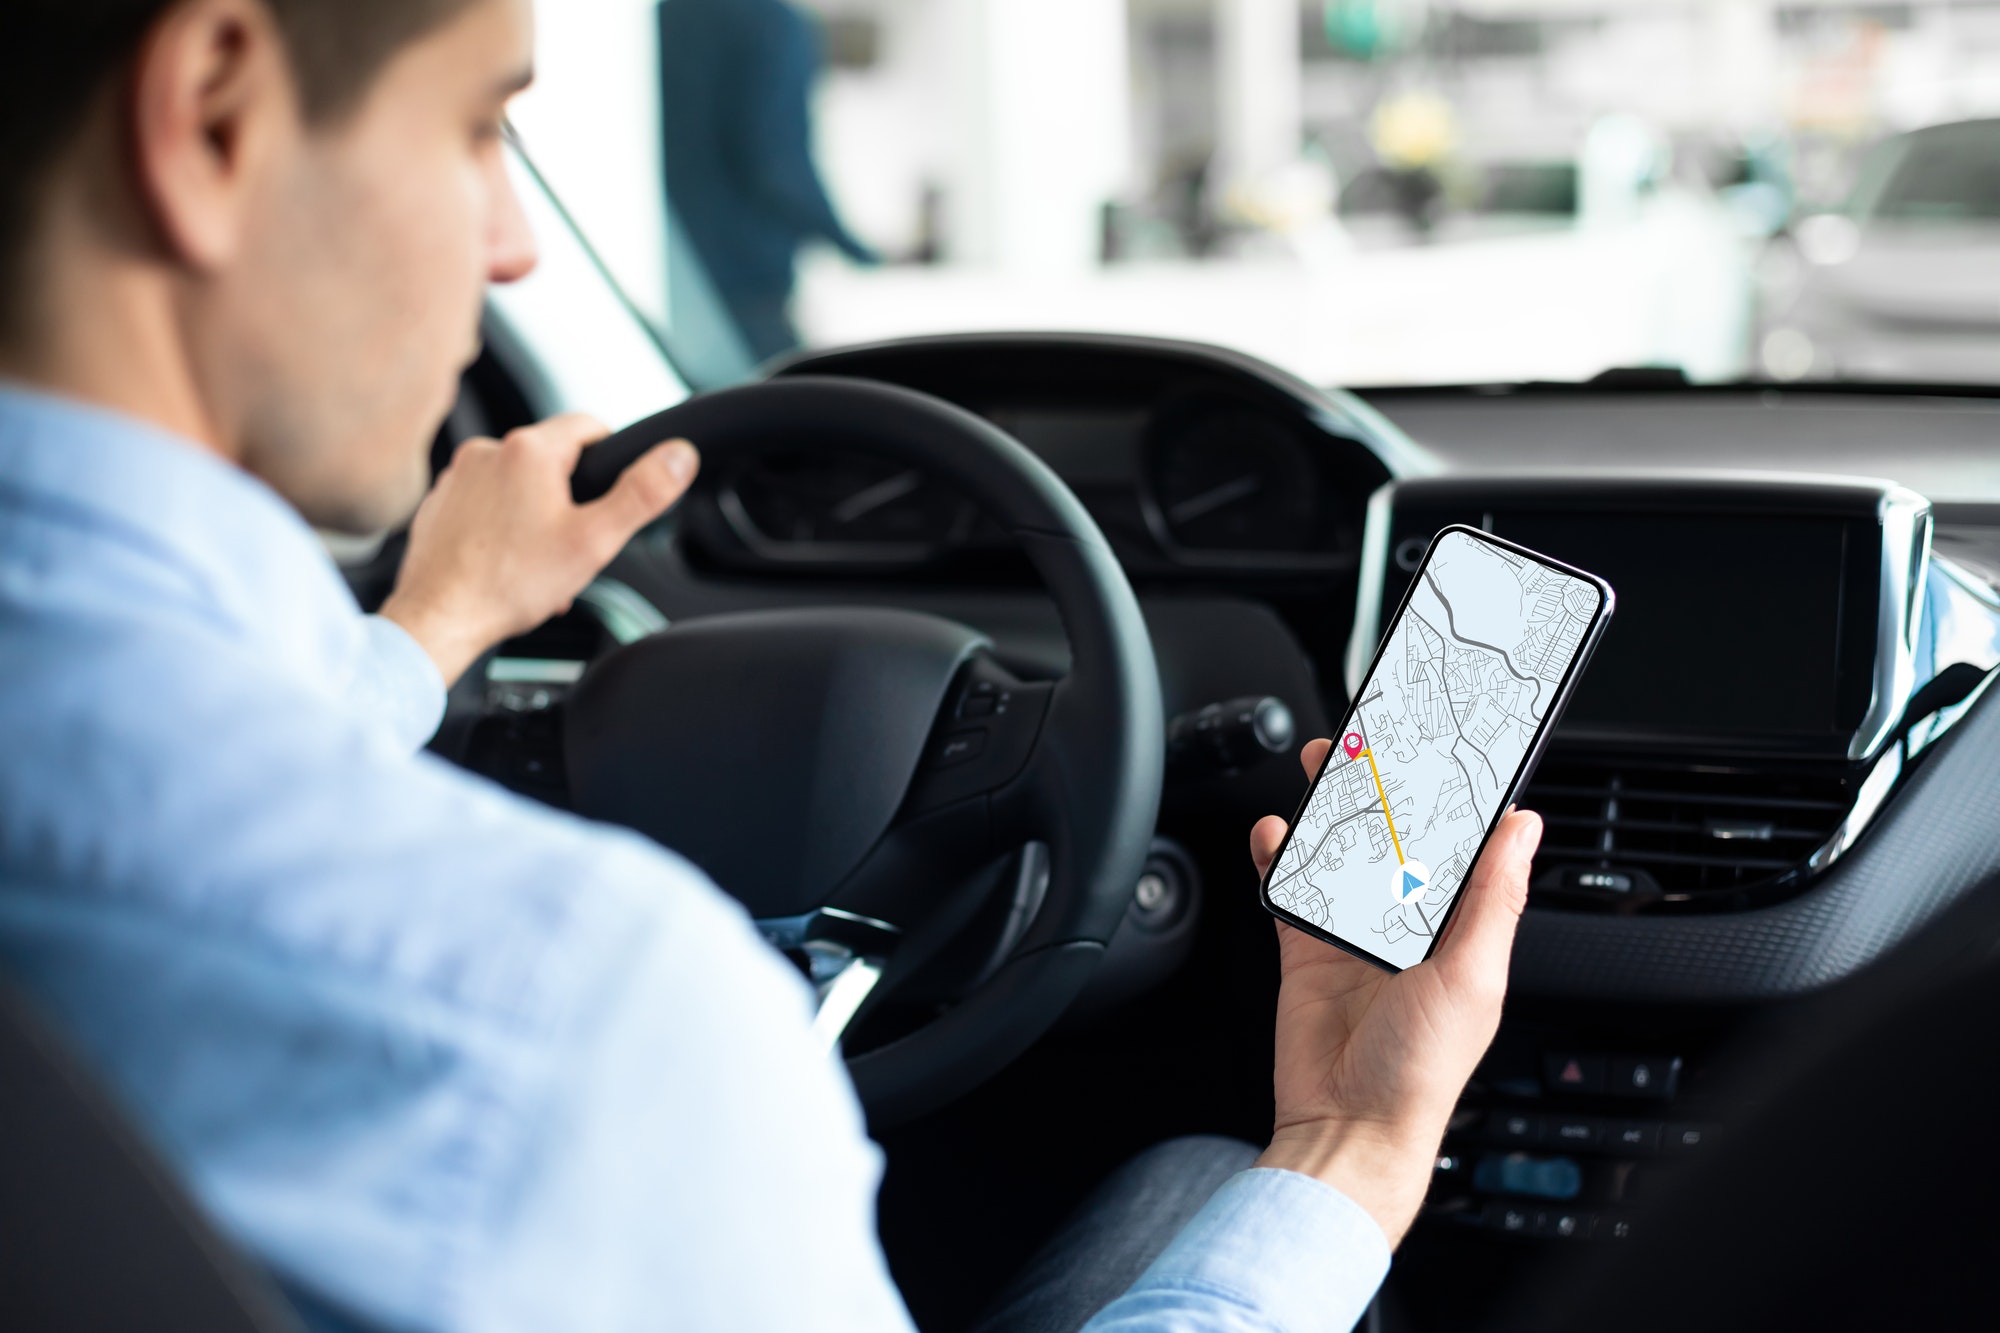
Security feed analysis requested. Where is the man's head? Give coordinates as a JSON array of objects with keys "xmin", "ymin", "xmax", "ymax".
[{"xmin": 0, "ymin": 0, "xmax": 538, "ymax": 532}]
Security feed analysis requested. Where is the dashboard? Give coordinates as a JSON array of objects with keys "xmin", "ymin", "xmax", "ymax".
[
  {"xmin": 734, "ymin": 340, "xmax": 2000, "ymax": 938},
  {"xmin": 429, "ymin": 330, "xmax": 2000, "ymax": 992}
]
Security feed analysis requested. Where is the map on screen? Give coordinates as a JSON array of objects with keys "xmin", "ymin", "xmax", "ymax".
[{"xmin": 1265, "ymin": 530, "xmax": 1604, "ymax": 970}]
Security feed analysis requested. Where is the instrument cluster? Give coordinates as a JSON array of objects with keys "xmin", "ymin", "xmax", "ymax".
[{"xmin": 678, "ymin": 335, "xmax": 1396, "ymax": 579}]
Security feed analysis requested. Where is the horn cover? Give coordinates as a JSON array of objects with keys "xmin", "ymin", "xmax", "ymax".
[{"xmin": 565, "ymin": 607, "xmax": 988, "ymax": 918}]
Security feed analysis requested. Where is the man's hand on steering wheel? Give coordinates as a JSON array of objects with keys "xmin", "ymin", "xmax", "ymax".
[
  {"xmin": 381, "ymin": 414, "xmax": 700, "ymax": 685},
  {"xmin": 1249, "ymin": 737, "xmax": 1542, "ymax": 1246}
]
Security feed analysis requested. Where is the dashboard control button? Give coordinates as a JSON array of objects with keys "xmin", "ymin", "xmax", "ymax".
[
  {"xmin": 1485, "ymin": 1202, "xmax": 1534, "ymax": 1235},
  {"xmin": 1488, "ymin": 1111, "xmax": 1543, "ymax": 1146},
  {"xmin": 1609, "ymin": 1055, "xmax": 1682, "ymax": 1100},
  {"xmin": 1544, "ymin": 1053, "xmax": 1607, "ymax": 1094},
  {"xmin": 932, "ymin": 730, "xmax": 988, "ymax": 767},
  {"xmin": 1665, "ymin": 1123, "xmax": 1715, "ymax": 1153},
  {"xmin": 1472, "ymin": 1153, "xmax": 1582, "ymax": 1200},
  {"xmin": 1534, "ymin": 1209, "xmax": 1595, "ymax": 1240},
  {"xmin": 1606, "ymin": 1120, "xmax": 1662, "ymax": 1155},
  {"xmin": 1547, "ymin": 1117, "xmax": 1602, "ymax": 1149}
]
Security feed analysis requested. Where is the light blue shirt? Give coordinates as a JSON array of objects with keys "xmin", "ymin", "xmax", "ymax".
[{"xmin": 0, "ymin": 385, "xmax": 1389, "ymax": 1332}]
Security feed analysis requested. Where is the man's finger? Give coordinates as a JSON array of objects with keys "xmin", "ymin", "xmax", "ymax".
[
  {"xmin": 582, "ymin": 439, "xmax": 700, "ymax": 551},
  {"xmin": 1246, "ymin": 739, "xmax": 1330, "ymax": 879},
  {"xmin": 508, "ymin": 412, "xmax": 612, "ymax": 472},
  {"xmin": 1250, "ymin": 813, "xmax": 1289, "ymax": 877},
  {"xmin": 1432, "ymin": 809, "xmax": 1541, "ymax": 981},
  {"xmin": 1299, "ymin": 737, "xmax": 1333, "ymax": 780}
]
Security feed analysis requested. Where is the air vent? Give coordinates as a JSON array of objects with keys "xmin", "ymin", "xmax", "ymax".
[{"xmin": 1520, "ymin": 758, "xmax": 1859, "ymax": 913}]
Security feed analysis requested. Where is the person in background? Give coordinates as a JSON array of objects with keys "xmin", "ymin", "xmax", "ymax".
[{"xmin": 657, "ymin": 0, "xmax": 878, "ymax": 361}]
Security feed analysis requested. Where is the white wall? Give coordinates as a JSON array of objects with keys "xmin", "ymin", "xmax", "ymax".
[
  {"xmin": 806, "ymin": 0, "xmax": 953, "ymax": 257},
  {"xmin": 1214, "ymin": 0, "xmax": 1303, "ymax": 194},
  {"xmin": 940, "ymin": 0, "xmax": 1134, "ymax": 271},
  {"xmin": 806, "ymin": 0, "xmax": 1134, "ymax": 272}
]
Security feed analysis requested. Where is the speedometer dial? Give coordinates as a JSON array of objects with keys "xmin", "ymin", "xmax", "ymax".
[
  {"xmin": 1144, "ymin": 397, "xmax": 1325, "ymax": 553},
  {"xmin": 720, "ymin": 449, "xmax": 974, "ymax": 557}
]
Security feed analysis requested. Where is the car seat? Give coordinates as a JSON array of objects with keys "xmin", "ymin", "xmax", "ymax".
[{"xmin": 0, "ymin": 981, "xmax": 299, "ymax": 1331}]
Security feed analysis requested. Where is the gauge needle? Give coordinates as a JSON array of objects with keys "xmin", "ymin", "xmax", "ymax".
[
  {"xmin": 833, "ymin": 470, "xmax": 923, "ymax": 525},
  {"xmin": 1166, "ymin": 473, "xmax": 1262, "ymax": 524}
]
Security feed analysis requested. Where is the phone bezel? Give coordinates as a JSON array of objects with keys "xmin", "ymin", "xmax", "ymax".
[{"xmin": 1259, "ymin": 523, "xmax": 1617, "ymax": 973}]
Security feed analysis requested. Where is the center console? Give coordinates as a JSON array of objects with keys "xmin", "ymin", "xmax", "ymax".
[{"xmin": 1351, "ymin": 474, "xmax": 1967, "ymax": 920}]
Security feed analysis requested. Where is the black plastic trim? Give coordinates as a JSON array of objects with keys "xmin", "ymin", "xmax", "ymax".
[{"xmin": 1511, "ymin": 672, "xmax": 2000, "ymax": 999}]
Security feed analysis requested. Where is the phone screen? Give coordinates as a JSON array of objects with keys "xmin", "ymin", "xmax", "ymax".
[{"xmin": 1262, "ymin": 527, "xmax": 1613, "ymax": 971}]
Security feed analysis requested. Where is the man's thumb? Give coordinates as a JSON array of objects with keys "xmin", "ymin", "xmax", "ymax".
[{"xmin": 587, "ymin": 439, "xmax": 700, "ymax": 543}]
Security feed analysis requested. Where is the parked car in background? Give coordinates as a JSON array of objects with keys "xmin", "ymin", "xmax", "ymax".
[{"xmin": 1760, "ymin": 118, "xmax": 2000, "ymax": 383}]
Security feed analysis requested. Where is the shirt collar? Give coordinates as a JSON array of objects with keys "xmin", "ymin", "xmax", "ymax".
[{"xmin": 0, "ymin": 383, "xmax": 369, "ymax": 699}]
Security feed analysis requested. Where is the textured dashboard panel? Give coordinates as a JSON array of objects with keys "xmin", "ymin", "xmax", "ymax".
[{"xmin": 1513, "ymin": 677, "xmax": 2000, "ymax": 1000}]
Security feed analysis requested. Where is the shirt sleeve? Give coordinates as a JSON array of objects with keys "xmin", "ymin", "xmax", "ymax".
[
  {"xmin": 1082, "ymin": 1169, "xmax": 1391, "ymax": 1333},
  {"xmin": 351, "ymin": 615, "xmax": 447, "ymax": 752}
]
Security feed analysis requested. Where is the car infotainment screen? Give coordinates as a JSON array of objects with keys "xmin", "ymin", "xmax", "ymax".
[{"xmin": 1489, "ymin": 513, "xmax": 1853, "ymax": 735}]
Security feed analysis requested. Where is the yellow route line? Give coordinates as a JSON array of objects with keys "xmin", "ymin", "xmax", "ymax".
[{"xmin": 1358, "ymin": 747, "xmax": 1407, "ymax": 866}]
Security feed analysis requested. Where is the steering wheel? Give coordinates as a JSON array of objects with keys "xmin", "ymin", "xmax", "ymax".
[{"xmin": 566, "ymin": 377, "xmax": 1163, "ymax": 1125}]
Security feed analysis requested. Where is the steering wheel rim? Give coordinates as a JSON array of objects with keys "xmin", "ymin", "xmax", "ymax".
[{"xmin": 568, "ymin": 376, "xmax": 1163, "ymax": 1124}]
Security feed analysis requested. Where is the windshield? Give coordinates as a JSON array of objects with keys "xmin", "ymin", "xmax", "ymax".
[
  {"xmin": 486, "ymin": 141, "xmax": 693, "ymax": 423},
  {"xmin": 525, "ymin": 2, "xmax": 2000, "ymax": 390}
]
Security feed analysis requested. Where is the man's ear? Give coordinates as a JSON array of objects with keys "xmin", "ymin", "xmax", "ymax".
[{"xmin": 128, "ymin": 0, "xmax": 298, "ymax": 270}]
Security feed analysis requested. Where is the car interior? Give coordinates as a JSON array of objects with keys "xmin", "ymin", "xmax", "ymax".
[{"xmin": 6, "ymin": 125, "xmax": 2000, "ymax": 1332}]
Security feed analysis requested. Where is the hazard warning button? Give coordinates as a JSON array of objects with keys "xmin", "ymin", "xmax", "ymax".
[{"xmin": 1543, "ymin": 1052, "xmax": 1607, "ymax": 1095}]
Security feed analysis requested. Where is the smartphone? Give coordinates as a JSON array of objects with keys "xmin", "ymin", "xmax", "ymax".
[{"xmin": 1261, "ymin": 525, "xmax": 1615, "ymax": 972}]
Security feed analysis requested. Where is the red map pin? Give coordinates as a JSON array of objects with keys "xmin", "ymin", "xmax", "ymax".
[{"xmin": 1342, "ymin": 733, "xmax": 1365, "ymax": 759}]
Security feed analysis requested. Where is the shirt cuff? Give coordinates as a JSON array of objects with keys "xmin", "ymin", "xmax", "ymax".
[
  {"xmin": 353, "ymin": 615, "xmax": 448, "ymax": 752},
  {"xmin": 1106, "ymin": 1168, "xmax": 1391, "ymax": 1333}
]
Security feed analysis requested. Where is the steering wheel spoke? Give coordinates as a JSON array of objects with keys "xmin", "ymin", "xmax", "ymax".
[
  {"xmin": 809, "ymin": 956, "xmax": 884, "ymax": 1052},
  {"xmin": 901, "ymin": 653, "xmax": 1054, "ymax": 819},
  {"xmin": 756, "ymin": 908, "xmax": 903, "ymax": 1052}
]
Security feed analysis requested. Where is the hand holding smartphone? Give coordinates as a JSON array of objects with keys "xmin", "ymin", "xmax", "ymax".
[
  {"xmin": 1247, "ymin": 527, "xmax": 1611, "ymax": 1244},
  {"xmin": 1261, "ymin": 526, "xmax": 1615, "ymax": 971}
]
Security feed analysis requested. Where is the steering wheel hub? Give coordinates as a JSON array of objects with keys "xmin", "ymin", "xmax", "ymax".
[{"xmin": 567, "ymin": 606, "xmax": 988, "ymax": 919}]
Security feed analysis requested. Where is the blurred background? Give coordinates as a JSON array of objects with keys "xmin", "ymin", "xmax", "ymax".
[{"xmin": 511, "ymin": 1, "xmax": 2000, "ymax": 388}]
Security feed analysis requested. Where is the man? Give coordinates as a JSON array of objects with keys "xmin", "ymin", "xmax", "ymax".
[
  {"xmin": 658, "ymin": 0, "xmax": 879, "ymax": 361},
  {"xmin": 0, "ymin": 2, "xmax": 1543, "ymax": 1330}
]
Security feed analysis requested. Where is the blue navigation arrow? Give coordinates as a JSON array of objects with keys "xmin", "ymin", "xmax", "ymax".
[{"xmin": 1389, "ymin": 859, "xmax": 1432, "ymax": 906}]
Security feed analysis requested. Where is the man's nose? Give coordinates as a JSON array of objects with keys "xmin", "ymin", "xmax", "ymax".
[{"xmin": 488, "ymin": 166, "xmax": 539, "ymax": 285}]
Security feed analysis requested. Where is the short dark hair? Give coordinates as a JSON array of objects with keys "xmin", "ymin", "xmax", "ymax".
[{"xmin": 0, "ymin": 0, "xmax": 479, "ymax": 324}]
